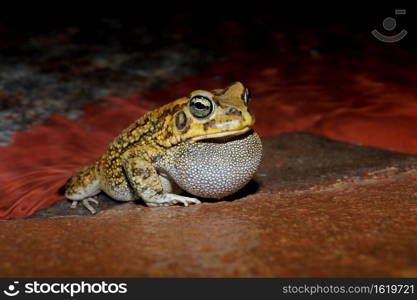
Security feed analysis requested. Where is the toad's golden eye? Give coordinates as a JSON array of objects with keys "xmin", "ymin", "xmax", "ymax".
[
  {"xmin": 188, "ymin": 95, "xmax": 214, "ymax": 119},
  {"xmin": 242, "ymin": 88, "xmax": 251, "ymax": 105}
]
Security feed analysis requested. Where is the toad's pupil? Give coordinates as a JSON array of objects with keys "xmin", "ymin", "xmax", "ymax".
[{"xmin": 195, "ymin": 102, "xmax": 207, "ymax": 109}]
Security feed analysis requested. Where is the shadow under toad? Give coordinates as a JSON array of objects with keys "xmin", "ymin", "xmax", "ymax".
[{"xmin": 181, "ymin": 179, "xmax": 260, "ymax": 204}]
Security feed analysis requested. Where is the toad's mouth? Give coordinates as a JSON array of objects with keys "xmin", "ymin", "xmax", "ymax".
[{"xmin": 190, "ymin": 127, "xmax": 252, "ymax": 143}]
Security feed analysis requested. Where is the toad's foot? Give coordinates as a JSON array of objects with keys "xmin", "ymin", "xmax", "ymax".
[
  {"xmin": 145, "ymin": 193, "xmax": 201, "ymax": 207},
  {"xmin": 70, "ymin": 197, "xmax": 99, "ymax": 214}
]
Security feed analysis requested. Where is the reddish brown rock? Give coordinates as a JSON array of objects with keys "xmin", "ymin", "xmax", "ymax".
[{"xmin": 1, "ymin": 133, "xmax": 417, "ymax": 277}]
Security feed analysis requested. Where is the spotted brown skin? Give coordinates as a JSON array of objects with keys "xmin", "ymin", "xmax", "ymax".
[{"xmin": 65, "ymin": 82, "xmax": 258, "ymax": 213}]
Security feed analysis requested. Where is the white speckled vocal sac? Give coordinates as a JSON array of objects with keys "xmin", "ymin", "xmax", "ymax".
[{"xmin": 155, "ymin": 130, "xmax": 263, "ymax": 198}]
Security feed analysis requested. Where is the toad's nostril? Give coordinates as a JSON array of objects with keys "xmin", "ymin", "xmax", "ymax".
[{"xmin": 226, "ymin": 107, "xmax": 242, "ymax": 116}]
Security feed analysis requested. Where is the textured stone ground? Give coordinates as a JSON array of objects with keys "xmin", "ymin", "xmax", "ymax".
[{"xmin": 1, "ymin": 133, "xmax": 417, "ymax": 277}]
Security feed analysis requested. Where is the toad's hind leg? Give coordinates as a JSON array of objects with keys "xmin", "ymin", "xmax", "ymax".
[
  {"xmin": 121, "ymin": 146, "xmax": 201, "ymax": 207},
  {"xmin": 65, "ymin": 163, "xmax": 101, "ymax": 214}
]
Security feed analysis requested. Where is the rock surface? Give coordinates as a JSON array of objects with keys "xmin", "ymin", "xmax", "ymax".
[{"xmin": 1, "ymin": 133, "xmax": 417, "ymax": 277}]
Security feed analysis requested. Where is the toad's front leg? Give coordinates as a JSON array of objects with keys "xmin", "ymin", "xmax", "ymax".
[{"xmin": 121, "ymin": 146, "xmax": 201, "ymax": 207}]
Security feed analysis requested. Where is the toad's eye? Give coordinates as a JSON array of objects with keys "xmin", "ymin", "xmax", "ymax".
[
  {"xmin": 242, "ymin": 88, "xmax": 251, "ymax": 105},
  {"xmin": 188, "ymin": 95, "xmax": 214, "ymax": 119}
]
